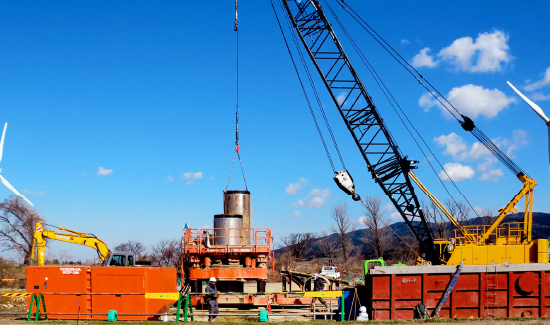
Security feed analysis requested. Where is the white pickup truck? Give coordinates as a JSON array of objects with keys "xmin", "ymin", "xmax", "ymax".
[{"xmin": 320, "ymin": 266, "xmax": 340, "ymax": 279}]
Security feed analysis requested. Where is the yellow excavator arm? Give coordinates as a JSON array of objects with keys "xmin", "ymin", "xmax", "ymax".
[{"xmin": 31, "ymin": 221, "xmax": 111, "ymax": 266}]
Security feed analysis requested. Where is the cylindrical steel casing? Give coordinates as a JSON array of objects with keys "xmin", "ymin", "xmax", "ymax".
[
  {"xmin": 223, "ymin": 190, "xmax": 252, "ymax": 243},
  {"xmin": 213, "ymin": 214, "xmax": 243, "ymax": 245}
]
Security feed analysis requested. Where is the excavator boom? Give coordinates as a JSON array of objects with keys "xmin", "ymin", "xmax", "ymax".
[{"xmin": 31, "ymin": 221, "xmax": 111, "ymax": 266}]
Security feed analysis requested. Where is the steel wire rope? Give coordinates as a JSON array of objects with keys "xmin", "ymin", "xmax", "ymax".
[
  {"xmin": 323, "ymin": 0, "xmax": 480, "ymax": 219},
  {"xmin": 278, "ymin": 0, "xmax": 347, "ymax": 171},
  {"xmin": 270, "ymin": 0, "xmax": 336, "ymax": 172},
  {"xmin": 226, "ymin": 0, "xmax": 248, "ymax": 191},
  {"xmin": 334, "ymin": 0, "xmax": 526, "ymax": 177}
]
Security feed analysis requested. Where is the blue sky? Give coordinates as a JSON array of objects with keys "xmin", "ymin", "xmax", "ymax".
[{"xmin": 0, "ymin": 1, "xmax": 549, "ymax": 261}]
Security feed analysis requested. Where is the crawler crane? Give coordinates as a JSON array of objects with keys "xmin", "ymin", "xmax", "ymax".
[{"xmin": 281, "ymin": 0, "xmax": 547, "ymax": 265}]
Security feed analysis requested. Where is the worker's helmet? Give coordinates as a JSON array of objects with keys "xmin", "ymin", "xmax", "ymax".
[
  {"xmin": 209, "ymin": 277, "xmax": 217, "ymax": 282},
  {"xmin": 313, "ymin": 273, "xmax": 319, "ymax": 279}
]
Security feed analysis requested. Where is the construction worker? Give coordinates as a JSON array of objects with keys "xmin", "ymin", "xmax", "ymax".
[
  {"xmin": 311, "ymin": 273, "xmax": 329, "ymax": 309},
  {"xmin": 205, "ymin": 277, "xmax": 219, "ymax": 322},
  {"xmin": 357, "ymin": 306, "xmax": 369, "ymax": 321}
]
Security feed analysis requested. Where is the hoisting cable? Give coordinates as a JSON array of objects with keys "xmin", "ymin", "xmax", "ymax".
[
  {"xmin": 323, "ymin": 0, "xmax": 480, "ymax": 219},
  {"xmin": 270, "ymin": 0, "xmax": 337, "ymax": 173},
  {"xmin": 277, "ymin": 0, "xmax": 347, "ymax": 171},
  {"xmin": 334, "ymin": 0, "xmax": 526, "ymax": 177},
  {"xmin": 226, "ymin": 0, "xmax": 248, "ymax": 192}
]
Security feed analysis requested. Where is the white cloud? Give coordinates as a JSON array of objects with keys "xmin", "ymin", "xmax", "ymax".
[
  {"xmin": 438, "ymin": 30, "xmax": 512, "ymax": 72},
  {"xmin": 478, "ymin": 158, "xmax": 504, "ymax": 181},
  {"xmin": 524, "ymin": 67, "xmax": 550, "ymax": 92},
  {"xmin": 22, "ymin": 189, "xmax": 45, "ymax": 195},
  {"xmin": 418, "ymin": 93, "xmax": 438, "ymax": 112},
  {"xmin": 286, "ymin": 177, "xmax": 308, "ymax": 195},
  {"xmin": 294, "ymin": 188, "xmax": 331, "ymax": 209},
  {"xmin": 97, "ymin": 167, "xmax": 113, "ymax": 176},
  {"xmin": 412, "ymin": 48, "xmax": 438, "ymax": 68},
  {"xmin": 434, "ymin": 133, "xmax": 468, "ymax": 157},
  {"xmin": 439, "ymin": 163, "xmax": 475, "ymax": 182},
  {"xmin": 337, "ymin": 92, "xmax": 347, "ymax": 105},
  {"xmin": 420, "ymin": 84, "xmax": 516, "ymax": 119},
  {"xmin": 293, "ymin": 211, "xmax": 301, "ymax": 217},
  {"xmin": 530, "ymin": 93, "xmax": 550, "ymax": 101},
  {"xmin": 434, "ymin": 131, "xmax": 527, "ymax": 181},
  {"xmin": 401, "ymin": 39, "xmax": 410, "ymax": 45},
  {"xmin": 210, "ymin": 176, "xmax": 216, "ymax": 181},
  {"xmin": 388, "ymin": 212, "xmax": 401, "ymax": 223},
  {"xmin": 381, "ymin": 203, "xmax": 394, "ymax": 212},
  {"xmin": 167, "ymin": 175, "xmax": 173, "ymax": 181},
  {"xmin": 182, "ymin": 171, "xmax": 203, "ymax": 185}
]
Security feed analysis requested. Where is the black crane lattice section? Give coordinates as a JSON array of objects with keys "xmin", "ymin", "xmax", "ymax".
[{"xmin": 282, "ymin": 0, "xmax": 439, "ymax": 264}]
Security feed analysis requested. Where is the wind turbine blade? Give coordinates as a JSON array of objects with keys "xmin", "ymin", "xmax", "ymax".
[
  {"xmin": 20, "ymin": 195, "xmax": 34, "ymax": 207},
  {"xmin": 507, "ymin": 81, "xmax": 550, "ymax": 123},
  {"xmin": 0, "ymin": 123, "xmax": 6, "ymax": 163},
  {"xmin": 548, "ymin": 125, "xmax": 550, "ymax": 173},
  {"xmin": 0, "ymin": 174, "xmax": 34, "ymax": 206}
]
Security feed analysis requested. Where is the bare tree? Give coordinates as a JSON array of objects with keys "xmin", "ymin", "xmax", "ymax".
[
  {"xmin": 445, "ymin": 199, "xmax": 471, "ymax": 224},
  {"xmin": 329, "ymin": 203, "xmax": 356, "ymax": 263},
  {"xmin": 481, "ymin": 209, "xmax": 495, "ymax": 226},
  {"xmin": 422, "ymin": 199, "xmax": 450, "ymax": 238},
  {"xmin": 0, "ymin": 196, "xmax": 43, "ymax": 265},
  {"xmin": 315, "ymin": 229, "xmax": 336, "ymax": 264},
  {"xmin": 361, "ymin": 196, "xmax": 390, "ymax": 258},
  {"xmin": 115, "ymin": 240, "xmax": 147, "ymax": 259},
  {"xmin": 57, "ymin": 249, "xmax": 73, "ymax": 264},
  {"xmin": 280, "ymin": 232, "xmax": 317, "ymax": 259},
  {"xmin": 150, "ymin": 239, "xmax": 181, "ymax": 269}
]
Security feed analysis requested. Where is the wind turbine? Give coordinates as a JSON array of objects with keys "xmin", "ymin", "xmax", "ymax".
[
  {"xmin": 507, "ymin": 81, "xmax": 550, "ymax": 172},
  {"xmin": 0, "ymin": 123, "xmax": 34, "ymax": 206}
]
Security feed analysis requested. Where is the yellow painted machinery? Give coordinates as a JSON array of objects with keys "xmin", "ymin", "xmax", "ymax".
[
  {"xmin": 31, "ymin": 221, "xmax": 136, "ymax": 266},
  {"xmin": 410, "ymin": 172, "xmax": 548, "ymax": 265}
]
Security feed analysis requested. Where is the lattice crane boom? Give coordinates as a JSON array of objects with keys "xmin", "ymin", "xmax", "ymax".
[{"xmin": 281, "ymin": 0, "xmax": 440, "ymax": 264}]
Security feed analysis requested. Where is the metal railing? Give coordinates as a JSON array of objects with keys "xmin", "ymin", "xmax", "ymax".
[
  {"xmin": 454, "ymin": 222, "xmax": 526, "ymax": 244},
  {"xmin": 184, "ymin": 228, "xmax": 272, "ymax": 253}
]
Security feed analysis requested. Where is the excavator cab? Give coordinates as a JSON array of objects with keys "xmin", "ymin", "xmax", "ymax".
[{"xmin": 103, "ymin": 252, "xmax": 136, "ymax": 266}]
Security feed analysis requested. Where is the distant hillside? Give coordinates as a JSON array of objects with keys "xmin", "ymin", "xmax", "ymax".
[{"xmin": 276, "ymin": 212, "xmax": 550, "ymax": 262}]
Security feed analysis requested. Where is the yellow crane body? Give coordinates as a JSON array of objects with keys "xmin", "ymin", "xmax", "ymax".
[{"xmin": 409, "ymin": 172, "xmax": 548, "ymax": 265}]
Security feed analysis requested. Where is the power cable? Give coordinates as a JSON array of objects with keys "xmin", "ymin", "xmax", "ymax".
[
  {"xmin": 278, "ymin": 0, "xmax": 347, "ymax": 171},
  {"xmin": 270, "ymin": 0, "xmax": 336, "ymax": 172}
]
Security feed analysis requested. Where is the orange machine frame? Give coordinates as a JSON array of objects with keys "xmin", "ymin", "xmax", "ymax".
[{"xmin": 183, "ymin": 227, "xmax": 273, "ymax": 282}]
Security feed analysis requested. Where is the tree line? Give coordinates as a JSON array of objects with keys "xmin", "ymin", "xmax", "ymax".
[
  {"xmin": 278, "ymin": 195, "xmax": 493, "ymax": 268},
  {"xmin": 0, "ymin": 196, "xmax": 181, "ymax": 269}
]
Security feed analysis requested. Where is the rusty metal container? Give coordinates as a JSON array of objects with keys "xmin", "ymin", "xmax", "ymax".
[
  {"xmin": 367, "ymin": 264, "xmax": 550, "ymax": 320},
  {"xmin": 213, "ymin": 214, "xmax": 243, "ymax": 245},
  {"xmin": 223, "ymin": 190, "xmax": 251, "ymax": 243},
  {"xmin": 27, "ymin": 266, "xmax": 177, "ymax": 321}
]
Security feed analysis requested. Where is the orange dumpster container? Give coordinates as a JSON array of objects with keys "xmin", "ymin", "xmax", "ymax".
[{"xmin": 27, "ymin": 266, "xmax": 177, "ymax": 320}]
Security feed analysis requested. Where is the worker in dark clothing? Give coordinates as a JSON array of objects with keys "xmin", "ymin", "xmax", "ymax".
[
  {"xmin": 311, "ymin": 273, "xmax": 329, "ymax": 308},
  {"xmin": 205, "ymin": 277, "xmax": 219, "ymax": 322}
]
